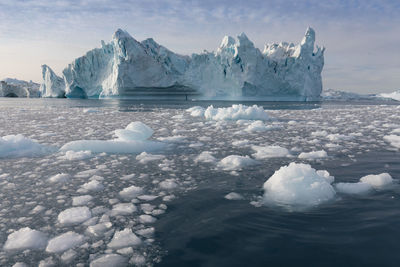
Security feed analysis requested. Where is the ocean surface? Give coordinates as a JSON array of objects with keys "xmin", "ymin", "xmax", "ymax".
[{"xmin": 0, "ymin": 98, "xmax": 399, "ymax": 266}]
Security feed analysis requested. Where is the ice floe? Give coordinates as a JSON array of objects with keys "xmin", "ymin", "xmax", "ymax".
[
  {"xmin": 217, "ymin": 155, "xmax": 259, "ymax": 170},
  {"xmin": 90, "ymin": 254, "xmax": 128, "ymax": 267},
  {"xmin": 108, "ymin": 228, "xmax": 142, "ymax": 248},
  {"xmin": 3, "ymin": 227, "xmax": 47, "ymax": 251},
  {"xmin": 262, "ymin": 163, "xmax": 336, "ymax": 208},
  {"xmin": 224, "ymin": 192, "xmax": 244, "ymax": 200},
  {"xmin": 251, "ymin": 145, "xmax": 290, "ymax": 159},
  {"xmin": 58, "ymin": 206, "xmax": 92, "ymax": 225},
  {"xmin": 359, "ymin": 173, "xmax": 393, "ymax": 188},
  {"xmin": 298, "ymin": 150, "xmax": 328, "ymax": 159},
  {"xmin": 0, "ymin": 134, "xmax": 53, "ymax": 158},
  {"xmin": 46, "ymin": 231, "xmax": 85, "ymax": 253},
  {"xmin": 60, "ymin": 122, "xmax": 165, "ymax": 154},
  {"xmin": 189, "ymin": 104, "xmax": 271, "ymax": 121}
]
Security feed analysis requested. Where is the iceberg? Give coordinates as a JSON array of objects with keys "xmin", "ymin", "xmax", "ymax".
[
  {"xmin": 41, "ymin": 28, "xmax": 324, "ymax": 100},
  {"xmin": 0, "ymin": 78, "xmax": 40, "ymax": 98}
]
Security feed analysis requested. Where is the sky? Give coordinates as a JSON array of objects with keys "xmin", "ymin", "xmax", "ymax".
[{"xmin": 0, "ymin": 0, "xmax": 399, "ymax": 94}]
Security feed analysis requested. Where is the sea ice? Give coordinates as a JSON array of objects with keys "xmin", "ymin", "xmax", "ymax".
[
  {"xmin": 119, "ymin": 185, "xmax": 143, "ymax": 200},
  {"xmin": 60, "ymin": 122, "xmax": 165, "ymax": 154},
  {"xmin": 204, "ymin": 105, "xmax": 270, "ymax": 121},
  {"xmin": 298, "ymin": 150, "xmax": 328, "ymax": 159},
  {"xmin": 79, "ymin": 180, "xmax": 104, "ymax": 192},
  {"xmin": 107, "ymin": 228, "xmax": 142, "ymax": 249},
  {"xmin": 110, "ymin": 203, "xmax": 137, "ymax": 216},
  {"xmin": 263, "ymin": 162, "xmax": 336, "ymax": 208},
  {"xmin": 360, "ymin": 173, "xmax": 393, "ymax": 188},
  {"xmin": 335, "ymin": 182, "xmax": 373, "ymax": 195},
  {"xmin": 58, "ymin": 206, "xmax": 92, "ymax": 225},
  {"xmin": 90, "ymin": 254, "xmax": 128, "ymax": 267},
  {"xmin": 0, "ymin": 134, "xmax": 52, "ymax": 158},
  {"xmin": 186, "ymin": 106, "xmax": 205, "ymax": 117},
  {"xmin": 139, "ymin": 215, "xmax": 157, "ymax": 224},
  {"xmin": 194, "ymin": 151, "xmax": 217, "ymax": 163},
  {"xmin": 63, "ymin": 150, "xmax": 93, "ymax": 160},
  {"xmin": 48, "ymin": 173, "xmax": 71, "ymax": 184},
  {"xmin": 251, "ymin": 145, "xmax": 290, "ymax": 159},
  {"xmin": 383, "ymin": 135, "xmax": 400, "ymax": 149},
  {"xmin": 159, "ymin": 179, "xmax": 178, "ymax": 190},
  {"xmin": 136, "ymin": 152, "xmax": 165, "ymax": 163},
  {"xmin": 46, "ymin": 231, "xmax": 85, "ymax": 253},
  {"xmin": 3, "ymin": 227, "xmax": 47, "ymax": 251},
  {"xmin": 217, "ymin": 155, "xmax": 259, "ymax": 171},
  {"xmin": 72, "ymin": 195, "xmax": 93, "ymax": 206},
  {"xmin": 224, "ymin": 192, "xmax": 244, "ymax": 200}
]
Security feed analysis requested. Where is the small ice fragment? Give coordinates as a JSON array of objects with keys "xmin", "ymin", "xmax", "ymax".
[
  {"xmin": 3, "ymin": 227, "xmax": 47, "ymax": 251},
  {"xmin": 58, "ymin": 207, "xmax": 92, "ymax": 225},
  {"xmin": 360, "ymin": 173, "xmax": 393, "ymax": 188},
  {"xmin": 46, "ymin": 231, "xmax": 85, "ymax": 253},
  {"xmin": 224, "ymin": 192, "xmax": 244, "ymax": 200},
  {"xmin": 107, "ymin": 228, "xmax": 142, "ymax": 249}
]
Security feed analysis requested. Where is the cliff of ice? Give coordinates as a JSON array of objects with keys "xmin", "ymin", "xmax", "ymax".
[
  {"xmin": 40, "ymin": 27, "xmax": 325, "ymax": 100},
  {"xmin": 0, "ymin": 78, "xmax": 40, "ymax": 98}
]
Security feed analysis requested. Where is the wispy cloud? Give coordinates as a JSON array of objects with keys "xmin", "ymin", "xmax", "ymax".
[{"xmin": 0, "ymin": 0, "xmax": 399, "ymax": 93}]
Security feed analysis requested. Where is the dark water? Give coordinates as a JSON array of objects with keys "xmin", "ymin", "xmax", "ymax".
[
  {"xmin": 156, "ymin": 151, "xmax": 400, "ymax": 267},
  {"xmin": 0, "ymin": 98, "xmax": 399, "ymax": 266}
]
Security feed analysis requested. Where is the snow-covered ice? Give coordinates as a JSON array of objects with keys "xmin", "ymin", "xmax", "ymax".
[
  {"xmin": 204, "ymin": 105, "xmax": 270, "ymax": 121},
  {"xmin": 217, "ymin": 155, "xmax": 259, "ymax": 171},
  {"xmin": 3, "ymin": 227, "xmax": 47, "ymax": 251},
  {"xmin": 107, "ymin": 228, "xmax": 142, "ymax": 248},
  {"xmin": 359, "ymin": 173, "xmax": 393, "ymax": 188},
  {"xmin": 262, "ymin": 163, "xmax": 336, "ymax": 208},
  {"xmin": 57, "ymin": 207, "xmax": 92, "ymax": 225},
  {"xmin": 46, "ymin": 231, "xmax": 85, "ymax": 253},
  {"xmin": 298, "ymin": 150, "xmax": 328, "ymax": 159},
  {"xmin": 0, "ymin": 134, "xmax": 52, "ymax": 158}
]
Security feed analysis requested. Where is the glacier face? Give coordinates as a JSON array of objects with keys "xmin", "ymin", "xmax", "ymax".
[{"xmin": 41, "ymin": 28, "xmax": 325, "ymax": 100}]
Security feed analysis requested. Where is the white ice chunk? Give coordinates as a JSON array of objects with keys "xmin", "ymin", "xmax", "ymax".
[
  {"xmin": 139, "ymin": 215, "xmax": 157, "ymax": 224},
  {"xmin": 72, "ymin": 195, "xmax": 93, "ymax": 206},
  {"xmin": 186, "ymin": 106, "xmax": 205, "ymax": 117},
  {"xmin": 48, "ymin": 173, "xmax": 71, "ymax": 184},
  {"xmin": 3, "ymin": 227, "xmax": 47, "ymax": 251},
  {"xmin": 204, "ymin": 105, "xmax": 270, "ymax": 121},
  {"xmin": 217, "ymin": 155, "xmax": 258, "ymax": 170},
  {"xmin": 90, "ymin": 254, "xmax": 128, "ymax": 267},
  {"xmin": 159, "ymin": 179, "xmax": 178, "ymax": 190},
  {"xmin": 194, "ymin": 151, "xmax": 217, "ymax": 163},
  {"xmin": 263, "ymin": 162, "xmax": 336, "ymax": 208},
  {"xmin": 58, "ymin": 207, "xmax": 92, "ymax": 225},
  {"xmin": 335, "ymin": 182, "xmax": 373, "ymax": 195},
  {"xmin": 111, "ymin": 203, "xmax": 137, "ymax": 216},
  {"xmin": 224, "ymin": 192, "xmax": 244, "ymax": 200},
  {"xmin": 298, "ymin": 150, "xmax": 328, "ymax": 159},
  {"xmin": 107, "ymin": 228, "xmax": 142, "ymax": 249},
  {"xmin": 119, "ymin": 185, "xmax": 143, "ymax": 200},
  {"xmin": 251, "ymin": 145, "xmax": 290, "ymax": 159},
  {"xmin": 136, "ymin": 152, "xmax": 165, "ymax": 163},
  {"xmin": 384, "ymin": 135, "xmax": 400, "ymax": 149},
  {"xmin": 63, "ymin": 150, "xmax": 92, "ymax": 160},
  {"xmin": 0, "ymin": 134, "xmax": 53, "ymax": 158},
  {"xmin": 46, "ymin": 231, "xmax": 85, "ymax": 253},
  {"xmin": 360, "ymin": 173, "xmax": 393, "ymax": 188},
  {"xmin": 79, "ymin": 180, "xmax": 104, "ymax": 192}
]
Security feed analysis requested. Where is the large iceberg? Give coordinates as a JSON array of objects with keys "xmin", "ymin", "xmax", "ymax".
[
  {"xmin": 41, "ymin": 28, "xmax": 324, "ymax": 100},
  {"xmin": 0, "ymin": 78, "xmax": 40, "ymax": 98}
]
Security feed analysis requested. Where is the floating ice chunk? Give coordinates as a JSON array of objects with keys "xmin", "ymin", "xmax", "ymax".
[
  {"xmin": 311, "ymin": 130, "xmax": 328, "ymax": 137},
  {"xmin": 111, "ymin": 203, "xmax": 137, "ymax": 216},
  {"xmin": 383, "ymin": 135, "xmax": 400, "ymax": 149},
  {"xmin": 48, "ymin": 173, "xmax": 71, "ymax": 184},
  {"xmin": 46, "ymin": 231, "xmax": 85, "ymax": 253},
  {"xmin": 86, "ymin": 222, "xmax": 112, "ymax": 237},
  {"xmin": 61, "ymin": 249, "xmax": 77, "ymax": 263},
  {"xmin": 0, "ymin": 134, "xmax": 53, "ymax": 158},
  {"xmin": 38, "ymin": 257, "xmax": 55, "ymax": 267},
  {"xmin": 119, "ymin": 185, "xmax": 143, "ymax": 200},
  {"xmin": 72, "ymin": 195, "xmax": 93, "ymax": 206},
  {"xmin": 58, "ymin": 206, "xmax": 92, "ymax": 225},
  {"xmin": 360, "ymin": 173, "xmax": 393, "ymax": 188},
  {"xmin": 186, "ymin": 106, "xmax": 205, "ymax": 117},
  {"xmin": 327, "ymin": 134, "xmax": 353, "ymax": 141},
  {"xmin": 130, "ymin": 254, "xmax": 146, "ymax": 265},
  {"xmin": 298, "ymin": 150, "xmax": 328, "ymax": 159},
  {"xmin": 31, "ymin": 205, "xmax": 46, "ymax": 214},
  {"xmin": 335, "ymin": 182, "xmax": 373, "ymax": 195},
  {"xmin": 224, "ymin": 192, "xmax": 244, "ymax": 200},
  {"xmin": 157, "ymin": 135, "xmax": 187, "ymax": 142},
  {"xmin": 245, "ymin": 121, "xmax": 276, "ymax": 132},
  {"xmin": 217, "ymin": 155, "xmax": 259, "ymax": 171},
  {"xmin": 79, "ymin": 180, "xmax": 104, "ymax": 192},
  {"xmin": 251, "ymin": 145, "xmax": 290, "ymax": 159},
  {"xmin": 108, "ymin": 228, "xmax": 142, "ymax": 249},
  {"xmin": 136, "ymin": 152, "xmax": 165, "ymax": 163},
  {"xmin": 90, "ymin": 254, "xmax": 128, "ymax": 267},
  {"xmin": 63, "ymin": 150, "xmax": 92, "ymax": 160},
  {"xmin": 232, "ymin": 140, "xmax": 250, "ymax": 147},
  {"xmin": 316, "ymin": 170, "xmax": 334, "ymax": 184},
  {"xmin": 139, "ymin": 215, "xmax": 157, "ymax": 224},
  {"xmin": 12, "ymin": 262, "xmax": 28, "ymax": 267},
  {"xmin": 60, "ymin": 122, "xmax": 165, "ymax": 154},
  {"xmin": 204, "ymin": 105, "xmax": 270, "ymax": 121},
  {"xmin": 137, "ymin": 195, "xmax": 158, "ymax": 201},
  {"xmin": 263, "ymin": 162, "xmax": 336, "ymax": 208},
  {"xmin": 194, "ymin": 151, "xmax": 217, "ymax": 163},
  {"xmin": 3, "ymin": 227, "xmax": 47, "ymax": 251},
  {"xmin": 159, "ymin": 179, "xmax": 178, "ymax": 190}
]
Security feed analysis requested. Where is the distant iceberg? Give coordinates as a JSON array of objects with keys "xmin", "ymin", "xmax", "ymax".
[
  {"xmin": 0, "ymin": 78, "xmax": 40, "ymax": 98},
  {"xmin": 40, "ymin": 28, "xmax": 325, "ymax": 101}
]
